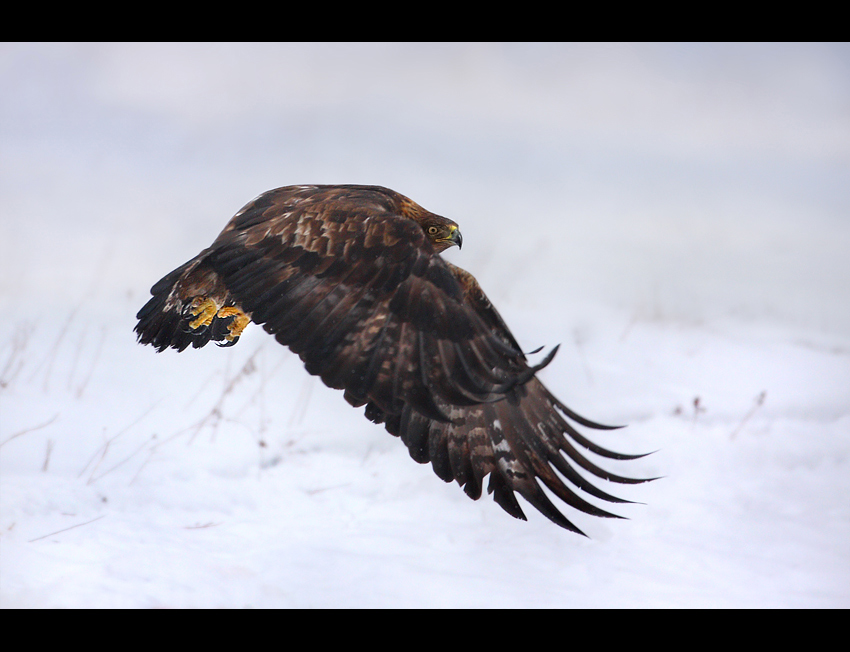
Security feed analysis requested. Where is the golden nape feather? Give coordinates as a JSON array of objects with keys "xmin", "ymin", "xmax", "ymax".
[{"xmin": 136, "ymin": 184, "xmax": 654, "ymax": 534}]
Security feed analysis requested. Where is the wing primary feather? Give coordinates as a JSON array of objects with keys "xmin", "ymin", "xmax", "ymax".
[
  {"xmin": 446, "ymin": 423, "xmax": 474, "ymax": 491},
  {"xmin": 487, "ymin": 471, "xmax": 527, "ymax": 522},
  {"xmin": 511, "ymin": 344, "xmax": 559, "ymax": 387},
  {"xmin": 457, "ymin": 339, "xmax": 514, "ymax": 388},
  {"xmin": 558, "ymin": 435, "xmax": 658, "ymax": 485},
  {"xmin": 399, "ymin": 405, "xmax": 431, "ymax": 464},
  {"xmin": 547, "ymin": 451, "xmax": 642, "ymax": 504},
  {"xmin": 434, "ymin": 339, "xmax": 499, "ymax": 405},
  {"xmin": 560, "ymin": 417, "xmax": 654, "ymax": 461},
  {"xmin": 506, "ymin": 396, "xmax": 627, "ymax": 518},
  {"xmin": 451, "ymin": 341, "xmax": 498, "ymax": 395},
  {"xmin": 491, "ymin": 398, "xmax": 598, "ymax": 530},
  {"xmin": 545, "ymin": 388, "xmax": 624, "ymax": 430},
  {"xmin": 427, "ymin": 421, "xmax": 454, "ymax": 482},
  {"xmin": 462, "ymin": 424, "xmax": 491, "ymax": 500}
]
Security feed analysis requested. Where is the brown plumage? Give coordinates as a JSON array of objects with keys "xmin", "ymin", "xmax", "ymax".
[{"xmin": 135, "ymin": 184, "xmax": 652, "ymax": 534}]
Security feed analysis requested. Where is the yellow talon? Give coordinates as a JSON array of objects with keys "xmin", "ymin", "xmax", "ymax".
[
  {"xmin": 216, "ymin": 306, "xmax": 251, "ymax": 341},
  {"xmin": 187, "ymin": 297, "xmax": 220, "ymax": 330}
]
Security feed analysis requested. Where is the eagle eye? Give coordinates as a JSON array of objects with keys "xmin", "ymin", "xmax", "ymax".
[{"xmin": 427, "ymin": 226, "xmax": 439, "ymax": 235}]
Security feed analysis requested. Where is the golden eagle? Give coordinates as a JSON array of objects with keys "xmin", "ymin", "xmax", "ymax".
[{"xmin": 135, "ymin": 185, "xmax": 651, "ymax": 533}]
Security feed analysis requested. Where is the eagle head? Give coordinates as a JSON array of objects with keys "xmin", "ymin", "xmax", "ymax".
[{"xmin": 424, "ymin": 220, "xmax": 463, "ymax": 253}]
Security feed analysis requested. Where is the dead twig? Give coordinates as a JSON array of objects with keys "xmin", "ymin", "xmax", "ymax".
[
  {"xmin": 29, "ymin": 307, "xmax": 77, "ymax": 392},
  {"xmin": 0, "ymin": 322, "xmax": 33, "ymax": 390},
  {"xmin": 183, "ymin": 522, "xmax": 222, "ymax": 529},
  {"xmin": 67, "ymin": 328, "xmax": 87, "ymax": 393},
  {"xmin": 28, "ymin": 515, "xmax": 106, "ymax": 543},
  {"xmin": 731, "ymin": 391, "xmax": 767, "ymax": 439},
  {"xmin": 0, "ymin": 413, "xmax": 59, "ymax": 449},
  {"xmin": 75, "ymin": 326, "xmax": 107, "ymax": 399},
  {"xmin": 87, "ymin": 436, "xmax": 154, "ymax": 485},
  {"xmin": 42, "ymin": 439, "xmax": 54, "ymax": 472},
  {"xmin": 692, "ymin": 396, "xmax": 706, "ymax": 427},
  {"xmin": 128, "ymin": 448, "xmax": 156, "ymax": 486},
  {"xmin": 234, "ymin": 348, "xmax": 289, "ymax": 433},
  {"xmin": 187, "ymin": 344, "xmax": 264, "ymax": 444},
  {"xmin": 620, "ymin": 308, "xmax": 642, "ymax": 342},
  {"xmin": 79, "ymin": 401, "xmax": 160, "ymax": 482}
]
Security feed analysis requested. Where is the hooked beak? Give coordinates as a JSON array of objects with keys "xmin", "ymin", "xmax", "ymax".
[{"xmin": 448, "ymin": 226, "xmax": 463, "ymax": 250}]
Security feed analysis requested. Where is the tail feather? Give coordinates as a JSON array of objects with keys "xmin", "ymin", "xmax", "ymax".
[
  {"xmin": 134, "ymin": 264, "xmax": 211, "ymax": 352},
  {"xmin": 135, "ymin": 259, "xmax": 248, "ymax": 352}
]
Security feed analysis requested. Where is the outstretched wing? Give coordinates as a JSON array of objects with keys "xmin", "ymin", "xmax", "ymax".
[
  {"xmin": 365, "ymin": 263, "xmax": 654, "ymax": 534},
  {"xmin": 200, "ymin": 186, "xmax": 554, "ymax": 425},
  {"xmin": 136, "ymin": 184, "xmax": 652, "ymax": 532}
]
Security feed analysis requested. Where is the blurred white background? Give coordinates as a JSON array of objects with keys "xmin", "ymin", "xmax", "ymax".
[{"xmin": 1, "ymin": 43, "xmax": 848, "ymax": 607}]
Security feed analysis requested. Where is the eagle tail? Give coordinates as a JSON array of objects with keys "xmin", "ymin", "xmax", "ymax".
[{"xmin": 135, "ymin": 259, "xmax": 250, "ymax": 352}]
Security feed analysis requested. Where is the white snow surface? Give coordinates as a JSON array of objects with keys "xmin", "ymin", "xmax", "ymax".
[{"xmin": 1, "ymin": 43, "xmax": 849, "ymax": 608}]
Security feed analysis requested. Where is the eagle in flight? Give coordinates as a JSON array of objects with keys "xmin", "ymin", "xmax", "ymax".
[{"xmin": 135, "ymin": 185, "xmax": 651, "ymax": 534}]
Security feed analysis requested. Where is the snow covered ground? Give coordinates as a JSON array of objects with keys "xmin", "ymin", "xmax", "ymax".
[{"xmin": 1, "ymin": 43, "xmax": 849, "ymax": 608}]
